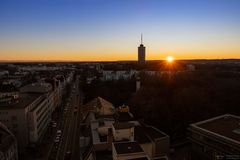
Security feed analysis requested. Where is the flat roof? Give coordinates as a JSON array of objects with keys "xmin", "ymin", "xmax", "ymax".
[
  {"xmin": 145, "ymin": 126, "xmax": 167, "ymax": 140},
  {"xmin": 192, "ymin": 114, "xmax": 240, "ymax": 143},
  {"xmin": 115, "ymin": 112, "xmax": 134, "ymax": 122},
  {"xmin": 113, "ymin": 142, "xmax": 144, "ymax": 154},
  {"xmin": 128, "ymin": 157, "xmax": 149, "ymax": 160},
  {"xmin": 135, "ymin": 126, "xmax": 167, "ymax": 144},
  {"xmin": 0, "ymin": 93, "xmax": 41, "ymax": 110},
  {"xmin": 134, "ymin": 126, "xmax": 151, "ymax": 143},
  {"xmin": 113, "ymin": 122, "xmax": 135, "ymax": 130}
]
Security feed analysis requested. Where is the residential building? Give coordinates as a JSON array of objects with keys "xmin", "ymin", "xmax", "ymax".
[
  {"xmin": 188, "ymin": 114, "xmax": 240, "ymax": 160},
  {"xmin": 83, "ymin": 97, "xmax": 170, "ymax": 159},
  {"xmin": 0, "ymin": 84, "xmax": 19, "ymax": 106},
  {"xmin": 112, "ymin": 141, "xmax": 150, "ymax": 160},
  {"xmin": 112, "ymin": 122, "xmax": 135, "ymax": 142},
  {"xmin": 102, "ymin": 70, "xmax": 138, "ymax": 81},
  {"xmin": 134, "ymin": 125, "xmax": 170, "ymax": 159},
  {"xmin": 0, "ymin": 82, "xmax": 61, "ymax": 153},
  {"xmin": 90, "ymin": 117, "xmax": 115, "ymax": 151}
]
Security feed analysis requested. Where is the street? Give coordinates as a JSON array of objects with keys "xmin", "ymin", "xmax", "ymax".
[{"xmin": 47, "ymin": 75, "xmax": 83, "ymax": 160}]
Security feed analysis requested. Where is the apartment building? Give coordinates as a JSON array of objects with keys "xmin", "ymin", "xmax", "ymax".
[
  {"xmin": 134, "ymin": 125, "xmax": 170, "ymax": 159},
  {"xmin": 188, "ymin": 114, "xmax": 240, "ymax": 160},
  {"xmin": 84, "ymin": 97, "xmax": 170, "ymax": 159},
  {"xmin": 0, "ymin": 82, "xmax": 61, "ymax": 153},
  {"xmin": 112, "ymin": 141, "xmax": 150, "ymax": 160}
]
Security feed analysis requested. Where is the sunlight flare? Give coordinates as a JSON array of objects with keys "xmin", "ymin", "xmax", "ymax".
[{"xmin": 167, "ymin": 56, "xmax": 174, "ymax": 63}]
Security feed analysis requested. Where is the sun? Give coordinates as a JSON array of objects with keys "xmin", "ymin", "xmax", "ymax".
[{"xmin": 167, "ymin": 56, "xmax": 174, "ymax": 63}]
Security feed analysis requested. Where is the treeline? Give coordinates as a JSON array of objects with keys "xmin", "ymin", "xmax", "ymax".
[
  {"xmin": 82, "ymin": 78, "xmax": 135, "ymax": 106},
  {"xmin": 129, "ymin": 71, "xmax": 240, "ymax": 140},
  {"xmin": 81, "ymin": 70, "xmax": 240, "ymax": 141}
]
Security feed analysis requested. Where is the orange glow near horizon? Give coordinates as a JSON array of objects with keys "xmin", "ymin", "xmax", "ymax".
[{"xmin": 0, "ymin": 49, "xmax": 240, "ymax": 62}]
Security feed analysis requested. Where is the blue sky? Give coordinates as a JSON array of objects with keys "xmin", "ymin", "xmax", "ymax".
[{"xmin": 0, "ymin": 0, "xmax": 240, "ymax": 61}]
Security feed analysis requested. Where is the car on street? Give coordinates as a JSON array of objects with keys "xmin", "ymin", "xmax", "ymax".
[
  {"xmin": 57, "ymin": 130, "xmax": 62, "ymax": 134},
  {"xmin": 64, "ymin": 151, "xmax": 72, "ymax": 160}
]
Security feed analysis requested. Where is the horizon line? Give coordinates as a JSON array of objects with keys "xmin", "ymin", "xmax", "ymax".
[{"xmin": 0, "ymin": 58, "xmax": 240, "ymax": 63}]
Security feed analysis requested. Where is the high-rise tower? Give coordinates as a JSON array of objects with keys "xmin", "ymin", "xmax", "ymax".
[{"xmin": 138, "ymin": 34, "xmax": 146, "ymax": 63}]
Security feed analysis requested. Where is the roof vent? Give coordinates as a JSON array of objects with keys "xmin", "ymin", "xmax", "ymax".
[{"xmin": 233, "ymin": 129, "xmax": 240, "ymax": 135}]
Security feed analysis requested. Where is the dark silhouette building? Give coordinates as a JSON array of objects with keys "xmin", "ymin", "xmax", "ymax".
[{"xmin": 138, "ymin": 34, "xmax": 146, "ymax": 63}]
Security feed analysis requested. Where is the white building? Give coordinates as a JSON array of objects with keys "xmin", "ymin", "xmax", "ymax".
[
  {"xmin": 83, "ymin": 97, "xmax": 170, "ymax": 159},
  {"xmin": 102, "ymin": 70, "xmax": 172, "ymax": 81},
  {"xmin": 0, "ymin": 82, "xmax": 61, "ymax": 153},
  {"xmin": 90, "ymin": 118, "xmax": 115, "ymax": 151},
  {"xmin": 112, "ymin": 141, "xmax": 150, "ymax": 160},
  {"xmin": 102, "ymin": 70, "xmax": 138, "ymax": 81},
  {"xmin": 112, "ymin": 122, "xmax": 135, "ymax": 142},
  {"xmin": 0, "ymin": 93, "xmax": 51, "ymax": 152}
]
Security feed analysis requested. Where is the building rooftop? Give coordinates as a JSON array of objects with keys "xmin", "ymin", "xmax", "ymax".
[
  {"xmin": 20, "ymin": 82, "xmax": 52, "ymax": 93},
  {"xmin": 83, "ymin": 97, "xmax": 115, "ymax": 115},
  {"xmin": 135, "ymin": 126, "xmax": 167, "ymax": 144},
  {"xmin": 115, "ymin": 112, "xmax": 134, "ymax": 122},
  {"xmin": 0, "ymin": 93, "xmax": 41, "ymax": 110},
  {"xmin": 113, "ymin": 142, "xmax": 144, "ymax": 154},
  {"xmin": 192, "ymin": 114, "xmax": 240, "ymax": 144},
  {"xmin": 0, "ymin": 84, "xmax": 18, "ymax": 93},
  {"xmin": 134, "ymin": 126, "xmax": 151, "ymax": 143},
  {"xmin": 128, "ymin": 158, "xmax": 149, "ymax": 160},
  {"xmin": 113, "ymin": 122, "xmax": 135, "ymax": 130},
  {"xmin": 145, "ymin": 126, "xmax": 167, "ymax": 140}
]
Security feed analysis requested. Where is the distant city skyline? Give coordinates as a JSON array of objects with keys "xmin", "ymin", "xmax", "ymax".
[{"xmin": 0, "ymin": 0, "xmax": 240, "ymax": 61}]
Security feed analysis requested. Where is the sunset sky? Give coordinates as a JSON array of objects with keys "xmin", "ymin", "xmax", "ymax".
[{"xmin": 0, "ymin": 0, "xmax": 240, "ymax": 61}]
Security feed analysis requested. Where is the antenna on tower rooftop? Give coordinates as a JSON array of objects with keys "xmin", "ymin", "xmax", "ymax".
[{"xmin": 141, "ymin": 34, "xmax": 143, "ymax": 44}]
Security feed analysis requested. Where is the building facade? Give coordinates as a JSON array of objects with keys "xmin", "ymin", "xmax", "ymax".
[
  {"xmin": 188, "ymin": 114, "xmax": 240, "ymax": 160},
  {"xmin": 0, "ymin": 122, "xmax": 18, "ymax": 160},
  {"xmin": 0, "ymin": 82, "xmax": 62, "ymax": 153}
]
